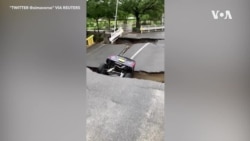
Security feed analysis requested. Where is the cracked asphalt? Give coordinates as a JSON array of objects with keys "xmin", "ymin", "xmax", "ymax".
[{"xmin": 87, "ymin": 69, "xmax": 164, "ymax": 141}]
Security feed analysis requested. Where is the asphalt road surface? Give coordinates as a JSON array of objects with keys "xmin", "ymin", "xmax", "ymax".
[
  {"xmin": 87, "ymin": 44, "xmax": 127, "ymax": 67},
  {"xmin": 87, "ymin": 68, "xmax": 164, "ymax": 141},
  {"xmin": 156, "ymin": 39, "xmax": 165, "ymax": 48},
  {"xmin": 122, "ymin": 43, "xmax": 164, "ymax": 72}
]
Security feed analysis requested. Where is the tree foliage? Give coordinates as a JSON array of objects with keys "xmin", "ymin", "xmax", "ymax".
[
  {"xmin": 87, "ymin": 0, "xmax": 164, "ymax": 32},
  {"xmin": 87, "ymin": 0, "xmax": 106, "ymax": 33},
  {"xmin": 102, "ymin": 0, "xmax": 117, "ymax": 30},
  {"xmin": 119, "ymin": 0, "xmax": 163, "ymax": 29}
]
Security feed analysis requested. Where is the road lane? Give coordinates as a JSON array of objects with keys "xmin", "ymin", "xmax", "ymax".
[
  {"xmin": 123, "ymin": 43, "xmax": 164, "ymax": 72},
  {"xmin": 130, "ymin": 43, "xmax": 150, "ymax": 59},
  {"xmin": 87, "ymin": 43, "xmax": 105, "ymax": 54}
]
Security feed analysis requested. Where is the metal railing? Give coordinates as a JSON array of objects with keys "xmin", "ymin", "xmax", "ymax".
[
  {"xmin": 140, "ymin": 25, "xmax": 165, "ymax": 33},
  {"xmin": 86, "ymin": 35, "xmax": 95, "ymax": 47},
  {"xmin": 109, "ymin": 27, "xmax": 124, "ymax": 44}
]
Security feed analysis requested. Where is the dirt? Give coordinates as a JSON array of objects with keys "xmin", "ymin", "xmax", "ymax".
[{"xmin": 133, "ymin": 71, "xmax": 164, "ymax": 83}]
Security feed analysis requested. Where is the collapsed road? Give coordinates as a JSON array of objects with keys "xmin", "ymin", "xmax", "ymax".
[
  {"xmin": 87, "ymin": 42, "xmax": 164, "ymax": 72},
  {"xmin": 87, "ymin": 32, "xmax": 165, "ymax": 80},
  {"xmin": 87, "ymin": 31, "xmax": 165, "ymax": 141},
  {"xmin": 87, "ymin": 68, "xmax": 164, "ymax": 141}
]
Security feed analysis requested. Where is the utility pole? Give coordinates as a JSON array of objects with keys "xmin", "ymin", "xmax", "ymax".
[{"xmin": 114, "ymin": 0, "xmax": 118, "ymax": 32}]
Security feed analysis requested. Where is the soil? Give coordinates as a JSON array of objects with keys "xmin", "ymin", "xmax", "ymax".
[{"xmin": 133, "ymin": 71, "xmax": 164, "ymax": 83}]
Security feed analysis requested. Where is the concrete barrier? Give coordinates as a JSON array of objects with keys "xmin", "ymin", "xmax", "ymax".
[{"xmin": 86, "ymin": 35, "xmax": 95, "ymax": 47}]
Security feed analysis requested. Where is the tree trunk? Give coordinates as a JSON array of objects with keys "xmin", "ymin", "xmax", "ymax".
[
  {"xmin": 123, "ymin": 18, "xmax": 127, "ymax": 24},
  {"xmin": 108, "ymin": 18, "xmax": 111, "ymax": 31},
  {"xmin": 135, "ymin": 14, "xmax": 141, "ymax": 31},
  {"xmin": 95, "ymin": 19, "xmax": 100, "ymax": 34}
]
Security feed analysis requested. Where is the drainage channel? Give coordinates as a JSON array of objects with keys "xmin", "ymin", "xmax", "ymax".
[{"xmin": 87, "ymin": 67, "xmax": 164, "ymax": 83}]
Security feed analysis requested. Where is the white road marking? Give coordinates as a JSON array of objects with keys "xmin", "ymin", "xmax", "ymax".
[{"xmin": 130, "ymin": 43, "xmax": 150, "ymax": 59}]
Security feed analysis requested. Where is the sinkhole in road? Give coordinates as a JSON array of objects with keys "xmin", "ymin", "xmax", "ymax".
[
  {"xmin": 87, "ymin": 67, "xmax": 164, "ymax": 83},
  {"xmin": 114, "ymin": 38, "xmax": 159, "ymax": 45}
]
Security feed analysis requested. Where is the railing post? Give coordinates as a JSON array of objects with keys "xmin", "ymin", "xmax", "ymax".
[{"xmin": 140, "ymin": 26, "xmax": 143, "ymax": 34}]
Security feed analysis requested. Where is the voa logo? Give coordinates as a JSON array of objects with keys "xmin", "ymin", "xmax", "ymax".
[{"xmin": 211, "ymin": 10, "xmax": 232, "ymax": 20}]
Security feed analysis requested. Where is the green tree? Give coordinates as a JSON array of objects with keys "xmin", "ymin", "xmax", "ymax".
[
  {"xmin": 118, "ymin": 10, "xmax": 131, "ymax": 24},
  {"xmin": 119, "ymin": 0, "xmax": 164, "ymax": 31},
  {"xmin": 102, "ymin": 0, "xmax": 117, "ymax": 31},
  {"xmin": 87, "ymin": 0, "xmax": 106, "ymax": 33},
  {"xmin": 147, "ymin": 1, "xmax": 164, "ymax": 24}
]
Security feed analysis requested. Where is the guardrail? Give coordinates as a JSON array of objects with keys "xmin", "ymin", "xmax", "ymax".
[
  {"xmin": 86, "ymin": 35, "xmax": 95, "ymax": 47},
  {"xmin": 140, "ymin": 25, "xmax": 165, "ymax": 33},
  {"xmin": 109, "ymin": 27, "xmax": 124, "ymax": 44},
  {"xmin": 87, "ymin": 28, "xmax": 116, "ymax": 34}
]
